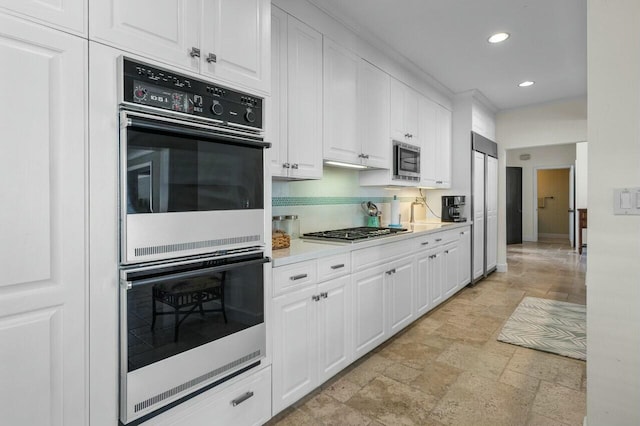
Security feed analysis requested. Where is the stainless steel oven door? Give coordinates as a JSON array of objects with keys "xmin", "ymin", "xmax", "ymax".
[
  {"xmin": 119, "ymin": 251, "xmax": 269, "ymax": 424},
  {"xmin": 120, "ymin": 110, "xmax": 270, "ymax": 264}
]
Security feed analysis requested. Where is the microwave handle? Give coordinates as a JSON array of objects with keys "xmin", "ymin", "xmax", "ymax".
[
  {"xmin": 125, "ymin": 116, "xmax": 271, "ymax": 149},
  {"xmin": 123, "ymin": 257, "xmax": 271, "ymax": 287}
]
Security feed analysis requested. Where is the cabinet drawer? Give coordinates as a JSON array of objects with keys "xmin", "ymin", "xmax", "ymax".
[
  {"xmin": 352, "ymin": 240, "xmax": 412, "ymax": 272},
  {"xmin": 273, "ymin": 260, "xmax": 317, "ymax": 296},
  {"xmin": 318, "ymin": 253, "xmax": 351, "ymax": 282},
  {"xmin": 149, "ymin": 366, "xmax": 272, "ymax": 426}
]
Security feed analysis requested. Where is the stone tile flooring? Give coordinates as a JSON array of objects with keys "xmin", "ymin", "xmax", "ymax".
[{"xmin": 267, "ymin": 239, "xmax": 587, "ymax": 426}]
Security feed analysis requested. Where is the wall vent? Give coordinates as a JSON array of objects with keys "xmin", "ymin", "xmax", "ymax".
[
  {"xmin": 133, "ymin": 350, "xmax": 261, "ymax": 413},
  {"xmin": 134, "ymin": 235, "xmax": 261, "ymax": 257}
]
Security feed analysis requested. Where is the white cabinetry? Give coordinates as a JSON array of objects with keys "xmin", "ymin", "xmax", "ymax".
[
  {"xmin": 90, "ymin": 0, "xmax": 270, "ymax": 92},
  {"xmin": 323, "ymin": 39, "xmax": 391, "ymax": 169},
  {"xmin": 390, "ymin": 77, "xmax": 419, "ymax": 144},
  {"xmin": 458, "ymin": 228, "xmax": 471, "ymax": 288},
  {"xmin": 0, "ymin": 0, "xmax": 86, "ymax": 34},
  {"xmin": 352, "ymin": 263, "xmax": 387, "ymax": 359},
  {"xmin": 272, "ymin": 257, "xmax": 351, "ymax": 414},
  {"xmin": 0, "ymin": 14, "xmax": 87, "ymax": 425},
  {"xmin": 473, "ymin": 151, "xmax": 485, "ymax": 280},
  {"xmin": 386, "ymin": 257, "xmax": 415, "ymax": 336},
  {"xmin": 419, "ymin": 97, "xmax": 452, "ymax": 188},
  {"xmin": 270, "ymin": 7, "xmax": 323, "ymax": 179},
  {"xmin": 323, "ymin": 37, "xmax": 358, "ymax": 165},
  {"xmin": 443, "ymin": 242, "xmax": 459, "ymax": 298},
  {"xmin": 147, "ymin": 367, "xmax": 272, "ymax": 426}
]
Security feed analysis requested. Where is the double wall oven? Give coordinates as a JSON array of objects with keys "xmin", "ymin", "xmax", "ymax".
[{"xmin": 118, "ymin": 58, "xmax": 270, "ymax": 424}]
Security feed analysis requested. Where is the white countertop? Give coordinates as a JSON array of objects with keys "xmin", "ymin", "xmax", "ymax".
[{"xmin": 271, "ymin": 221, "xmax": 471, "ymax": 267}]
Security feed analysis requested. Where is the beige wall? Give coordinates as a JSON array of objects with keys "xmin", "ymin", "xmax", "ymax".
[
  {"xmin": 537, "ymin": 168, "xmax": 570, "ymax": 236},
  {"xmin": 587, "ymin": 1, "xmax": 640, "ymax": 424}
]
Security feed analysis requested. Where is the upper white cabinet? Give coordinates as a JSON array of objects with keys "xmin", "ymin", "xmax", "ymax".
[
  {"xmin": 357, "ymin": 59, "xmax": 391, "ymax": 169},
  {"xmin": 323, "ymin": 38, "xmax": 390, "ymax": 169},
  {"xmin": 419, "ymin": 97, "xmax": 452, "ymax": 188},
  {"xmin": 0, "ymin": 0, "xmax": 86, "ymax": 35},
  {"xmin": 323, "ymin": 37, "xmax": 358, "ymax": 165},
  {"xmin": 269, "ymin": 7, "xmax": 323, "ymax": 179},
  {"xmin": 0, "ymin": 14, "xmax": 87, "ymax": 425},
  {"xmin": 90, "ymin": 0, "xmax": 270, "ymax": 93},
  {"xmin": 390, "ymin": 77, "xmax": 419, "ymax": 144}
]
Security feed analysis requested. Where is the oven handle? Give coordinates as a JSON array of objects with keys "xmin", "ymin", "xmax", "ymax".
[
  {"xmin": 121, "ymin": 257, "xmax": 271, "ymax": 288},
  {"xmin": 126, "ymin": 116, "xmax": 271, "ymax": 149}
]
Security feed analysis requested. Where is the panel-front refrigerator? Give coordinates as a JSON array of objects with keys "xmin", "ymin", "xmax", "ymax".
[{"xmin": 471, "ymin": 131, "xmax": 498, "ymax": 283}]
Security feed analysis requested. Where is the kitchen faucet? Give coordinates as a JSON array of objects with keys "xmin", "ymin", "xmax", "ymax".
[{"xmin": 410, "ymin": 197, "xmax": 424, "ymax": 224}]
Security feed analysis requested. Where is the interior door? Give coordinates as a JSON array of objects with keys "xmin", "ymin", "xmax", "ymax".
[
  {"xmin": 506, "ymin": 167, "xmax": 523, "ymax": 244},
  {"xmin": 569, "ymin": 165, "xmax": 575, "ymax": 248}
]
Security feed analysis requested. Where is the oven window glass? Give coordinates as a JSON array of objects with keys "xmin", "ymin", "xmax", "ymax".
[
  {"xmin": 125, "ymin": 256, "xmax": 265, "ymax": 372},
  {"xmin": 398, "ymin": 148, "xmax": 419, "ymax": 173},
  {"xmin": 126, "ymin": 128, "xmax": 264, "ymax": 214}
]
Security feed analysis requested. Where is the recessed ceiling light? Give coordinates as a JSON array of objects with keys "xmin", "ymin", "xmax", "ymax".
[
  {"xmin": 488, "ymin": 32, "xmax": 510, "ymax": 43},
  {"xmin": 518, "ymin": 80, "xmax": 535, "ymax": 87}
]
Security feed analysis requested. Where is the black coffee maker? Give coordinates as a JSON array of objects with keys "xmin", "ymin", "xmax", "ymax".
[{"xmin": 441, "ymin": 195, "xmax": 466, "ymax": 222}]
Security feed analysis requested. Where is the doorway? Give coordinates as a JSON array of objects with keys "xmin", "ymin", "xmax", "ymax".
[
  {"xmin": 506, "ymin": 167, "xmax": 523, "ymax": 244},
  {"xmin": 534, "ymin": 166, "xmax": 575, "ymax": 245}
]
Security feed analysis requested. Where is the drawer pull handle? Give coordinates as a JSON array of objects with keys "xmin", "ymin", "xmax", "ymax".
[
  {"xmin": 231, "ymin": 391, "xmax": 254, "ymax": 407},
  {"xmin": 436, "ymin": 181, "xmax": 443, "ymax": 184},
  {"xmin": 421, "ymin": 242, "xmax": 430, "ymax": 246},
  {"xmin": 290, "ymin": 274, "xmax": 308, "ymax": 281},
  {"xmin": 330, "ymin": 264, "xmax": 345, "ymax": 270},
  {"xmin": 435, "ymin": 238, "xmax": 442, "ymax": 242},
  {"xmin": 460, "ymin": 231, "xmax": 466, "ymax": 235}
]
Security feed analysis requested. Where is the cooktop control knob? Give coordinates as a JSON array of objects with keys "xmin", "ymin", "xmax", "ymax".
[
  {"xmin": 245, "ymin": 108, "xmax": 256, "ymax": 123},
  {"xmin": 211, "ymin": 100, "xmax": 223, "ymax": 116}
]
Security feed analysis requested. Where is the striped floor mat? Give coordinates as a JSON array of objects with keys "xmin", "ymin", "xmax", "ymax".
[{"xmin": 498, "ymin": 297, "xmax": 586, "ymax": 360}]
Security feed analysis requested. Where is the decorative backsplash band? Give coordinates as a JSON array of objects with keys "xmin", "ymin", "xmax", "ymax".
[{"xmin": 272, "ymin": 196, "xmax": 417, "ymax": 207}]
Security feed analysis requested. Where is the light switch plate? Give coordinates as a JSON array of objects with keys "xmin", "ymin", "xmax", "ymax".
[{"xmin": 613, "ymin": 187, "xmax": 640, "ymax": 215}]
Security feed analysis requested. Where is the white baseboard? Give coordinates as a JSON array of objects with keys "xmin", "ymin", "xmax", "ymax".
[
  {"xmin": 497, "ymin": 263, "xmax": 508, "ymax": 272},
  {"xmin": 523, "ymin": 236, "xmax": 537, "ymax": 242},
  {"xmin": 538, "ymin": 233, "xmax": 569, "ymax": 239},
  {"xmin": 583, "ymin": 416, "xmax": 587, "ymax": 426}
]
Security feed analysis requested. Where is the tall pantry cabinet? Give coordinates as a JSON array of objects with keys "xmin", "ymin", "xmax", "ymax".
[{"xmin": 0, "ymin": 11, "xmax": 88, "ymax": 426}]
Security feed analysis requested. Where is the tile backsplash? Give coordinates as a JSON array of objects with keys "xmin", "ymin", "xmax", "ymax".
[{"xmin": 271, "ymin": 166, "xmax": 435, "ymax": 233}]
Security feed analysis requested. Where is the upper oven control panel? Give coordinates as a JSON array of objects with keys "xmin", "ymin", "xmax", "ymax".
[{"xmin": 122, "ymin": 57, "xmax": 263, "ymax": 130}]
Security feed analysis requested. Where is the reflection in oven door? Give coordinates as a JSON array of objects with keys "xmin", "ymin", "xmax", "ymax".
[{"xmin": 120, "ymin": 252, "xmax": 268, "ymax": 424}]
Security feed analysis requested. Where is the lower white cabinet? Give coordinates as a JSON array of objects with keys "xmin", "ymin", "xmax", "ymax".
[
  {"xmin": 458, "ymin": 228, "xmax": 471, "ymax": 288},
  {"xmin": 352, "ymin": 264, "xmax": 387, "ymax": 360},
  {"xmin": 387, "ymin": 257, "xmax": 415, "ymax": 336},
  {"xmin": 443, "ymin": 242, "xmax": 459, "ymax": 298},
  {"xmin": 272, "ymin": 275, "xmax": 351, "ymax": 414},
  {"xmin": 146, "ymin": 366, "xmax": 272, "ymax": 426},
  {"xmin": 352, "ymin": 255, "xmax": 415, "ymax": 359}
]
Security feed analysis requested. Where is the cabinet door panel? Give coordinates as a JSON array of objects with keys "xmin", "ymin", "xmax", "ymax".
[
  {"xmin": 90, "ymin": 0, "xmax": 200, "ymax": 71},
  {"xmin": 201, "ymin": 0, "xmax": 270, "ymax": 92},
  {"xmin": 272, "ymin": 287, "xmax": 317, "ymax": 414},
  {"xmin": 458, "ymin": 228, "xmax": 471, "ymax": 288},
  {"xmin": 435, "ymin": 105, "xmax": 452, "ymax": 186},
  {"xmin": 323, "ymin": 38, "xmax": 359, "ymax": 164},
  {"xmin": 0, "ymin": 15, "xmax": 87, "ymax": 425},
  {"xmin": 419, "ymin": 97, "xmax": 437, "ymax": 185},
  {"xmin": 269, "ymin": 6, "xmax": 288, "ymax": 177},
  {"xmin": 416, "ymin": 252, "xmax": 431, "ymax": 316},
  {"xmin": 387, "ymin": 259, "xmax": 414, "ymax": 336},
  {"xmin": 359, "ymin": 59, "xmax": 390, "ymax": 169},
  {"xmin": 430, "ymin": 251, "xmax": 444, "ymax": 307},
  {"xmin": 287, "ymin": 15, "xmax": 323, "ymax": 179},
  {"xmin": 389, "ymin": 78, "xmax": 406, "ymax": 141},
  {"xmin": 443, "ymin": 243, "xmax": 459, "ymax": 298},
  {"xmin": 486, "ymin": 156, "xmax": 498, "ymax": 271},
  {"xmin": 0, "ymin": 0, "xmax": 86, "ymax": 34},
  {"xmin": 317, "ymin": 276, "xmax": 352, "ymax": 383},
  {"xmin": 352, "ymin": 268, "xmax": 386, "ymax": 359}
]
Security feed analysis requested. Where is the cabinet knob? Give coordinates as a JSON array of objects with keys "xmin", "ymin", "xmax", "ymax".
[
  {"xmin": 312, "ymin": 295, "xmax": 320, "ymax": 302},
  {"xmin": 363, "ymin": 154, "xmax": 369, "ymax": 159},
  {"xmin": 291, "ymin": 163, "xmax": 299, "ymax": 169},
  {"xmin": 206, "ymin": 52, "xmax": 217, "ymax": 63},
  {"xmin": 282, "ymin": 163, "xmax": 291, "ymax": 169},
  {"xmin": 190, "ymin": 47, "xmax": 201, "ymax": 58},
  {"xmin": 321, "ymin": 292, "xmax": 328, "ymax": 299}
]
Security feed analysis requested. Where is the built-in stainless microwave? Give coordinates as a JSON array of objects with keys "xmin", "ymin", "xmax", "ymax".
[{"xmin": 393, "ymin": 141, "xmax": 420, "ymax": 181}]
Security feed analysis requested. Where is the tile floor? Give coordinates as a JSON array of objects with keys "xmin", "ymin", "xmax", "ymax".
[{"xmin": 267, "ymin": 239, "xmax": 587, "ymax": 426}]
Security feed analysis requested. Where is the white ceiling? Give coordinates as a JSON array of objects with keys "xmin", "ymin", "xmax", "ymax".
[{"xmin": 309, "ymin": 0, "xmax": 587, "ymax": 111}]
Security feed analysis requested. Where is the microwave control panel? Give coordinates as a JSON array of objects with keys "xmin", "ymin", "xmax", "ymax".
[{"xmin": 122, "ymin": 57, "xmax": 263, "ymax": 130}]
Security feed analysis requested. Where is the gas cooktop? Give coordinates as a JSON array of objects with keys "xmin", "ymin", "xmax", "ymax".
[{"xmin": 301, "ymin": 227, "xmax": 409, "ymax": 243}]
